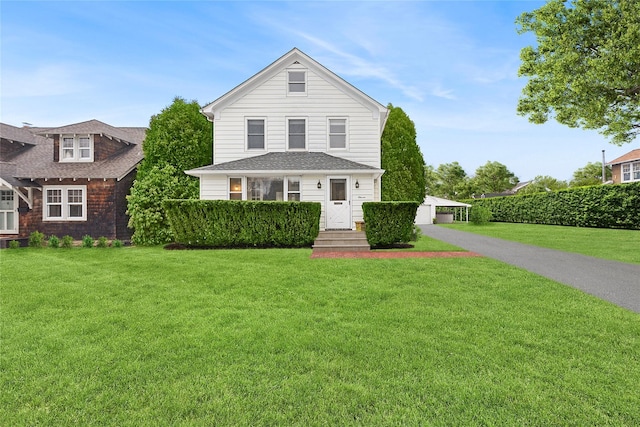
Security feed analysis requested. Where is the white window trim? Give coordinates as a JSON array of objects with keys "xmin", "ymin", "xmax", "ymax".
[
  {"xmin": 43, "ymin": 185, "xmax": 87, "ymax": 221},
  {"xmin": 286, "ymin": 69, "xmax": 307, "ymax": 96},
  {"xmin": 245, "ymin": 117, "xmax": 267, "ymax": 151},
  {"xmin": 0, "ymin": 189, "xmax": 18, "ymax": 234},
  {"xmin": 59, "ymin": 134, "xmax": 94, "ymax": 162},
  {"xmin": 287, "ymin": 117, "xmax": 308, "ymax": 151},
  {"xmin": 632, "ymin": 161, "xmax": 640, "ymax": 182},
  {"xmin": 228, "ymin": 177, "xmax": 244, "ymax": 200},
  {"xmin": 229, "ymin": 176, "xmax": 302, "ymax": 201},
  {"xmin": 327, "ymin": 117, "xmax": 348, "ymax": 151}
]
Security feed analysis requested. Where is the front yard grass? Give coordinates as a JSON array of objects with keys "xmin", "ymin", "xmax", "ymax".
[
  {"xmin": 443, "ymin": 222, "xmax": 640, "ymax": 264},
  {"xmin": 2, "ymin": 245, "xmax": 639, "ymax": 425}
]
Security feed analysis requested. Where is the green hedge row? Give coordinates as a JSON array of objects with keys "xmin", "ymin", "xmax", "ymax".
[
  {"xmin": 362, "ymin": 201, "xmax": 420, "ymax": 246},
  {"xmin": 163, "ymin": 200, "xmax": 321, "ymax": 248},
  {"xmin": 466, "ymin": 182, "xmax": 640, "ymax": 229}
]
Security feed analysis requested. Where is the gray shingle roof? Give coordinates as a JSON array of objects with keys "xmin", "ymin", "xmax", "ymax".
[
  {"xmin": 35, "ymin": 119, "xmax": 141, "ymax": 145},
  {"xmin": 188, "ymin": 152, "xmax": 380, "ymax": 173},
  {"xmin": 1, "ymin": 121, "xmax": 146, "ymax": 181}
]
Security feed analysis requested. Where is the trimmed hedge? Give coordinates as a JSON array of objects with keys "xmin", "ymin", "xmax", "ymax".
[
  {"xmin": 466, "ymin": 182, "xmax": 640, "ymax": 229},
  {"xmin": 362, "ymin": 201, "xmax": 420, "ymax": 246},
  {"xmin": 163, "ymin": 200, "xmax": 321, "ymax": 248}
]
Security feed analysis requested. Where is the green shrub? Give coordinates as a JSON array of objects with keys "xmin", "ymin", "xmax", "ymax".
[
  {"xmin": 362, "ymin": 202, "xmax": 420, "ymax": 247},
  {"xmin": 28, "ymin": 231, "xmax": 44, "ymax": 248},
  {"xmin": 112, "ymin": 239, "xmax": 123, "ymax": 248},
  {"xmin": 466, "ymin": 182, "xmax": 640, "ymax": 229},
  {"xmin": 82, "ymin": 235, "xmax": 94, "ymax": 248},
  {"xmin": 164, "ymin": 200, "xmax": 321, "ymax": 248},
  {"xmin": 411, "ymin": 225, "xmax": 423, "ymax": 241},
  {"xmin": 470, "ymin": 206, "xmax": 493, "ymax": 225},
  {"xmin": 8, "ymin": 240, "xmax": 20, "ymax": 249},
  {"xmin": 61, "ymin": 235, "xmax": 74, "ymax": 248},
  {"xmin": 97, "ymin": 236, "xmax": 108, "ymax": 248},
  {"xmin": 48, "ymin": 235, "xmax": 60, "ymax": 248}
]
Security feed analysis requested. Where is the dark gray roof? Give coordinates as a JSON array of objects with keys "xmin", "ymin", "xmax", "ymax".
[
  {"xmin": 189, "ymin": 152, "xmax": 380, "ymax": 173},
  {"xmin": 0, "ymin": 121, "xmax": 146, "ymax": 182},
  {"xmin": 35, "ymin": 119, "xmax": 141, "ymax": 145},
  {"xmin": 0, "ymin": 123, "xmax": 40, "ymax": 146}
]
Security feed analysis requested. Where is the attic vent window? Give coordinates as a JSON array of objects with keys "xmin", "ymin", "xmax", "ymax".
[{"xmin": 288, "ymin": 71, "xmax": 306, "ymax": 94}]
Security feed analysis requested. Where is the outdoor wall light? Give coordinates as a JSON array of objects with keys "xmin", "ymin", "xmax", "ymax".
[
  {"xmin": 355, "ymin": 179, "xmax": 360, "ymax": 189},
  {"xmin": 317, "ymin": 180, "xmax": 322, "ymax": 189}
]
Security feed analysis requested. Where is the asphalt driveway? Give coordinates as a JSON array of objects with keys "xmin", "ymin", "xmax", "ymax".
[{"xmin": 420, "ymin": 225, "xmax": 640, "ymax": 314}]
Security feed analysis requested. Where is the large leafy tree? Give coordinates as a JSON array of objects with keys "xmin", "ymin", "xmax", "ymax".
[
  {"xmin": 127, "ymin": 97, "xmax": 213, "ymax": 245},
  {"xmin": 433, "ymin": 162, "xmax": 471, "ymax": 199},
  {"xmin": 516, "ymin": 0, "xmax": 640, "ymax": 145},
  {"xmin": 570, "ymin": 161, "xmax": 611, "ymax": 187},
  {"xmin": 471, "ymin": 161, "xmax": 519, "ymax": 195},
  {"xmin": 381, "ymin": 104, "xmax": 427, "ymax": 202},
  {"xmin": 518, "ymin": 175, "xmax": 568, "ymax": 194}
]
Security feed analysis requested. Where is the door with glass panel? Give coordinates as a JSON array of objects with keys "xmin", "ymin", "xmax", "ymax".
[{"xmin": 326, "ymin": 177, "xmax": 351, "ymax": 229}]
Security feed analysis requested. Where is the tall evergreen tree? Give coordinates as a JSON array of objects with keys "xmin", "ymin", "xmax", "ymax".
[
  {"xmin": 127, "ymin": 97, "xmax": 212, "ymax": 245},
  {"xmin": 381, "ymin": 104, "xmax": 427, "ymax": 202}
]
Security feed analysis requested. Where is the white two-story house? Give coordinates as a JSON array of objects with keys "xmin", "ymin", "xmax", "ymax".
[{"xmin": 186, "ymin": 48, "xmax": 389, "ymax": 230}]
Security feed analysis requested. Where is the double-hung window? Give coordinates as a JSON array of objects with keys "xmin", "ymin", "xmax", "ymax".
[
  {"xmin": 328, "ymin": 118, "xmax": 347, "ymax": 150},
  {"xmin": 247, "ymin": 119, "xmax": 265, "ymax": 150},
  {"xmin": 288, "ymin": 118, "xmax": 306, "ymax": 150},
  {"xmin": 0, "ymin": 190, "xmax": 17, "ymax": 233},
  {"xmin": 60, "ymin": 135, "xmax": 93, "ymax": 162},
  {"xmin": 633, "ymin": 162, "xmax": 640, "ymax": 181},
  {"xmin": 622, "ymin": 164, "xmax": 631, "ymax": 182},
  {"xmin": 287, "ymin": 70, "xmax": 306, "ymax": 94},
  {"xmin": 44, "ymin": 186, "xmax": 86, "ymax": 221}
]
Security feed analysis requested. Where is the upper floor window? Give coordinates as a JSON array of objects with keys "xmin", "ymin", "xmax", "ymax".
[
  {"xmin": 328, "ymin": 118, "xmax": 347, "ymax": 150},
  {"xmin": 288, "ymin": 118, "xmax": 306, "ymax": 150},
  {"xmin": 60, "ymin": 135, "xmax": 93, "ymax": 162},
  {"xmin": 622, "ymin": 162, "xmax": 640, "ymax": 182},
  {"xmin": 247, "ymin": 119, "xmax": 265, "ymax": 150},
  {"xmin": 44, "ymin": 186, "xmax": 86, "ymax": 221},
  {"xmin": 287, "ymin": 70, "xmax": 306, "ymax": 95}
]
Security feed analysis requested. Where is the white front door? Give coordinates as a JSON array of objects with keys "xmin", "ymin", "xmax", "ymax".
[{"xmin": 326, "ymin": 177, "xmax": 351, "ymax": 229}]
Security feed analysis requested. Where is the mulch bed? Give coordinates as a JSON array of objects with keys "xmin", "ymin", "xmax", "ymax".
[{"xmin": 310, "ymin": 251, "xmax": 482, "ymax": 259}]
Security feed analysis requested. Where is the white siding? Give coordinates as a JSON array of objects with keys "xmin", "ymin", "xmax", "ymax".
[{"xmin": 213, "ymin": 67, "xmax": 382, "ymax": 168}]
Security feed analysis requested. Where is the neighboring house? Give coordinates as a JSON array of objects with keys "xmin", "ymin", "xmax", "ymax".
[
  {"xmin": 0, "ymin": 120, "xmax": 145, "ymax": 241},
  {"xmin": 607, "ymin": 148, "xmax": 640, "ymax": 184},
  {"xmin": 186, "ymin": 48, "xmax": 389, "ymax": 230}
]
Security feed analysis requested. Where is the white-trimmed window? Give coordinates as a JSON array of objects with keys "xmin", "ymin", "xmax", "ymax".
[
  {"xmin": 44, "ymin": 186, "xmax": 87, "ymax": 221},
  {"xmin": 229, "ymin": 178, "xmax": 243, "ymax": 200},
  {"xmin": 60, "ymin": 135, "xmax": 93, "ymax": 162},
  {"xmin": 0, "ymin": 189, "xmax": 17, "ymax": 233},
  {"xmin": 287, "ymin": 70, "xmax": 306, "ymax": 95},
  {"xmin": 328, "ymin": 118, "xmax": 347, "ymax": 150},
  {"xmin": 230, "ymin": 176, "xmax": 301, "ymax": 201},
  {"xmin": 287, "ymin": 177, "xmax": 301, "ymax": 201},
  {"xmin": 247, "ymin": 119, "xmax": 265, "ymax": 150},
  {"xmin": 288, "ymin": 118, "xmax": 306, "ymax": 150}
]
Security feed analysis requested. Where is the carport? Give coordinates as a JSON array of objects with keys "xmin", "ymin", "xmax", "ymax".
[{"xmin": 415, "ymin": 195, "xmax": 471, "ymax": 224}]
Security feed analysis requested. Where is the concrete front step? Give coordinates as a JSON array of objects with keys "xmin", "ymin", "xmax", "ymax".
[{"xmin": 312, "ymin": 230, "xmax": 370, "ymax": 252}]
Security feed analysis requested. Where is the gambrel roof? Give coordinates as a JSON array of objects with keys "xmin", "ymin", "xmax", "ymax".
[
  {"xmin": 200, "ymin": 48, "xmax": 389, "ymax": 134},
  {"xmin": 187, "ymin": 152, "xmax": 383, "ymax": 176}
]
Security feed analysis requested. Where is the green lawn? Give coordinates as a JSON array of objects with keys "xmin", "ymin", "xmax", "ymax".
[
  {"xmin": 2, "ymin": 242, "xmax": 639, "ymax": 425},
  {"xmin": 443, "ymin": 222, "xmax": 640, "ymax": 264}
]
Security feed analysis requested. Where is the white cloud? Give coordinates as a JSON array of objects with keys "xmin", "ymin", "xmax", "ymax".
[{"xmin": 2, "ymin": 64, "xmax": 91, "ymax": 98}]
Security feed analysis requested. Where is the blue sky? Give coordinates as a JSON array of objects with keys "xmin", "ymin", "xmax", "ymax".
[{"xmin": 2, "ymin": 0, "xmax": 636, "ymax": 182}]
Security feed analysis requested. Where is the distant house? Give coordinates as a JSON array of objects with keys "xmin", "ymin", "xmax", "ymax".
[
  {"xmin": 186, "ymin": 48, "xmax": 388, "ymax": 230},
  {"xmin": 607, "ymin": 148, "xmax": 640, "ymax": 184},
  {"xmin": 0, "ymin": 120, "xmax": 145, "ymax": 241}
]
